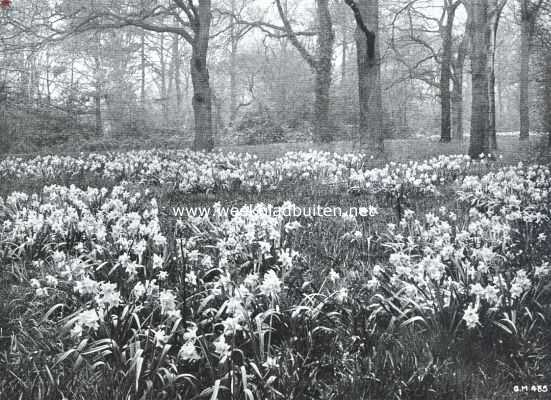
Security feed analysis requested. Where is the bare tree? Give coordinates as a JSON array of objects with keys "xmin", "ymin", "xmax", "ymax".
[
  {"xmin": 465, "ymin": 0, "xmax": 507, "ymax": 157},
  {"xmin": 519, "ymin": 0, "xmax": 545, "ymax": 140},
  {"xmin": 451, "ymin": 24, "xmax": 469, "ymax": 141},
  {"xmin": 487, "ymin": 0, "xmax": 508, "ymax": 152},
  {"xmin": 390, "ymin": 0, "xmax": 462, "ymax": 143},
  {"xmin": 440, "ymin": 0, "xmax": 462, "ymax": 142},
  {"xmin": 275, "ymin": 0, "xmax": 335, "ymax": 142},
  {"xmin": 68, "ymin": 1, "xmax": 216, "ymax": 150},
  {"xmin": 345, "ymin": 0, "xmax": 384, "ymax": 153},
  {"xmin": 467, "ymin": 0, "xmax": 491, "ymax": 158},
  {"xmin": 227, "ymin": 0, "xmax": 253, "ymax": 126}
]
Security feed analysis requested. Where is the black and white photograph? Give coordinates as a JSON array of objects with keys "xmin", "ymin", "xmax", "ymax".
[{"xmin": 1, "ymin": 0, "xmax": 551, "ymax": 399}]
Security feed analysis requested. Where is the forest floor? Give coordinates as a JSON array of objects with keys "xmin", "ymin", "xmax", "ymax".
[
  {"xmin": 223, "ymin": 136, "xmax": 547, "ymax": 161},
  {"xmin": 3, "ymin": 134, "xmax": 549, "ymax": 164}
]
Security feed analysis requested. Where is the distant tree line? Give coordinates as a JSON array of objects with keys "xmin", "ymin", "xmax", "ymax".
[{"xmin": 0, "ymin": 0, "xmax": 550, "ymax": 156}]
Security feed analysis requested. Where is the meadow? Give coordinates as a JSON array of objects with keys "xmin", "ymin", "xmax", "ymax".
[{"xmin": 0, "ymin": 145, "xmax": 550, "ymax": 400}]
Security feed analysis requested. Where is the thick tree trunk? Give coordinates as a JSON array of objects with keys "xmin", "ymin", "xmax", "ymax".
[
  {"xmin": 488, "ymin": 68, "xmax": 497, "ymax": 151},
  {"xmin": 191, "ymin": 54, "xmax": 213, "ymax": 150},
  {"xmin": 519, "ymin": 13, "xmax": 532, "ymax": 140},
  {"xmin": 440, "ymin": 48, "xmax": 452, "ymax": 142},
  {"xmin": 451, "ymin": 34, "xmax": 467, "ymax": 141},
  {"xmin": 314, "ymin": 68, "xmax": 332, "ymax": 142},
  {"xmin": 314, "ymin": 0, "xmax": 334, "ymax": 143},
  {"xmin": 469, "ymin": 0, "xmax": 490, "ymax": 158},
  {"xmin": 355, "ymin": 0, "xmax": 384, "ymax": 153},
  {"xmin": 451, "ymin": 65, "xmax": 464, "ymax": 141},
  {"xmin": 497, "ymin": 74, "xmax": 503, "ymax": 126},
  {"xmin": 487, "ymin": 0, "xmax": 503, "ymax": 153},
  {"xmin": 191, "ymin": 0, "xmax": 214, "ymax": 151},
  {"xmin": 440, "ymin": 7, "xmax": 456, "ymax": 143}
]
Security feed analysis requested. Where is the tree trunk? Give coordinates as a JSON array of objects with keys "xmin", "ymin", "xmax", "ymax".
[
  {"xmin": 173, "ymin": 35, "xmax": 183, "ymax": 114},
  {"xmin": 160, "ymin": 33, "xmax": 168, "ymax": 125},
  {"xmin": 314, "ymin": 67, "xmax": 332, "ymax": 142},
  {"xmin": 191, "ymin": 0, "xmax": 214, "ymax": 151},
  {"xmin": 545, "ymin": 52, "xmax": 551, "ymax": 148},
  {"xmin": 469, "ymin": 0, "xmax": 490, "ymax": 158},
  {"xmin": 276, "ymin": 0, "xmax": 334, "ymax": 142},
  {"xmin": 229, "ymin": 0, "xmax": 238, "ymax": 126},
  {"xmin": 229, "ymin": 41, "xmax": 237, "ymax": 126},
  {"xmin": 488, "ymin": 67, "xmax": 497, "ymax": 152},
  {"xmin": 497, "ymin": 73, "xmax": 503, "ymax": 127},
  {"xmin": 314, "ymin": 0, "xmax": 335, "ymax": 143},
  {"xmin": 95, "ymin": 91, "xmax": 102, "ymax": 137},
  {"xmin": 45, "ymin": 58, "xmax": 52, "ymax": 105},
  {"xmin": 451, "ymin": 63, "xmax": 464, "ymax": 141},
  {"xmin": 487, "ymin": 0, "xmax": 503, "ymax": 153},
  {"xmin": 451, "ymin": 33, "xmax": 468, "ymax": 141},
  {"xmin": 440, "ymin": 6, "xmax": 456, "ymax": 143},
  {"xmin": 212, "ymin": 90, "xmax": 223, "ymax": 135},
  {"xmin": 341, "ymin": 25, "xmax": 347, "ymax": 83},
  {"xmin": 519, "ymin": 9, "xmax": 533, "ymax": 140},
  {"xmin": 94, "ymin": 50, "xmax": 103, "ymax": 137},
  {"xmin": 355, "ymin": 0, "xmax": 384, "ymax": 153},
  {"xmin": 141, "ymin": 31, "xmax": 146, "ymax": 106}
]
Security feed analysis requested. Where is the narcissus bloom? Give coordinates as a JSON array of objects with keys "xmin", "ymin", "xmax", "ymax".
[
  {"xmin": 259, "ymin": 270, "xmax": 282, "ymax": 298},
  {"xmin": 462, "ymin": 303, "xmax": 480, "ymax": 329}
]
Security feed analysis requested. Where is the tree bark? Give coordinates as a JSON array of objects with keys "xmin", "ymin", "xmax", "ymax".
[
  {"xmin": 173, "ymin": 34, "xmax": 183, "ymax": 115},
  {"xmin": 519, "ymin": 3, "xmax": 533, "ymax": 140},
  {"xmin": 191, "ymin": 0, "xmax": 214, "ymax": 151},
  {"xmin": 451, "ymin": 59, "xmax": 464, "ymax": 141},
  {"xmin": 314, "ymin": 0, "xmax": 335, "ymax": 142},
  {"xmin": 141, "ymin": 31, "xmax": 146, "ymax": 106},
  {"xmin": 349, "ymin": 0, "xmax": 384, "ymax": 153},
  {"xmin": 451, "ymin": 32, "xmax": 468, "ymax": 141},
  {"xmin": 487, "ymin": 0, "xmax": 504, "ymax": 153},
  {"xmin": 93, "ymin": 35, "xmax": 103, "ymax": 137},
  {"xmin": 468, "ymin": 0, "xmax": 490, "ymax": 158},
  {"xmin": 160, "ymin": 33, "xmax": 168, "ymax": 125},
  {"xmin": 440, "ymin": 4, "xmax": 456, "ymax": 143},
  {"xmin": 497, "ymin": 73, "xmax": 503, "ymax": 126}
]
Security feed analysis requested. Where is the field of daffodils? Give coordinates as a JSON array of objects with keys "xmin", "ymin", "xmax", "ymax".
[{"xmin": 0, "ymin": 150, "xmax": 550, "ymax": 400}]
